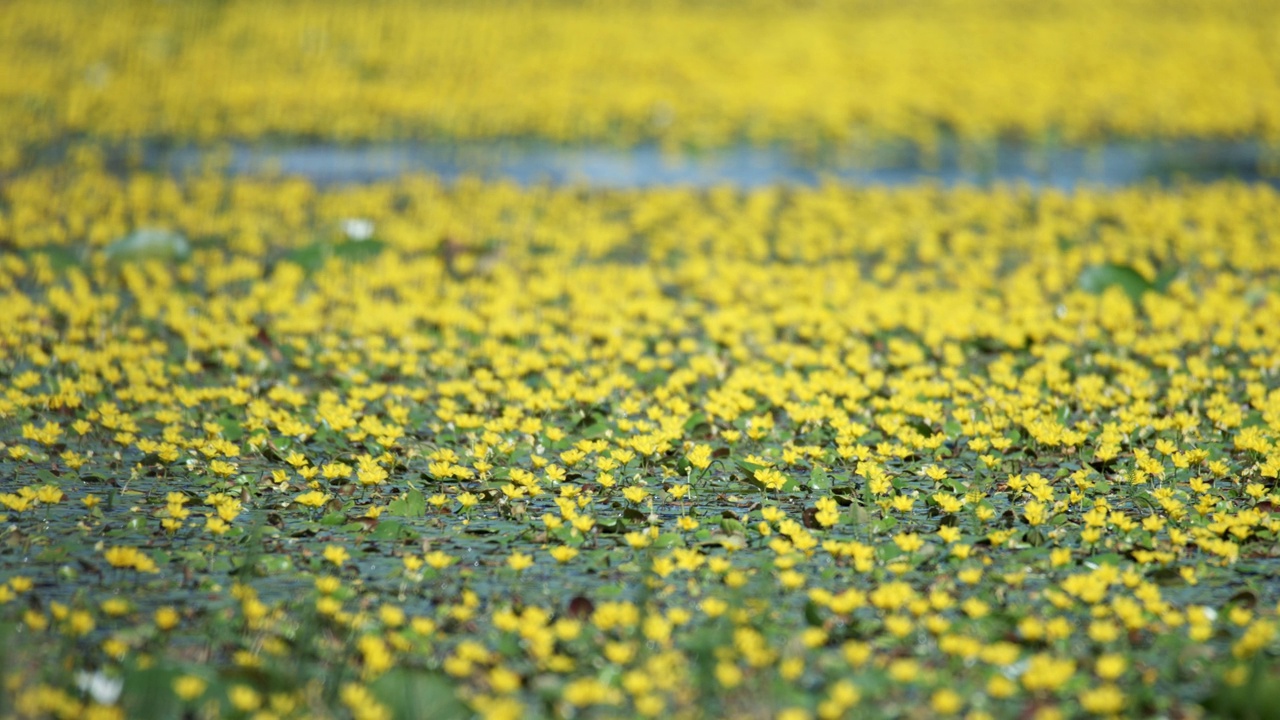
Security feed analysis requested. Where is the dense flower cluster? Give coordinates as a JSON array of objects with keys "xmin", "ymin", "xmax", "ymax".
[
  {"xmin": 1, "ymin": 0, "xmax": 1279, "ymax": 160},
  {"xmin": 1, "ymin": 157, "xmax": 1278, "ymax": 717}
]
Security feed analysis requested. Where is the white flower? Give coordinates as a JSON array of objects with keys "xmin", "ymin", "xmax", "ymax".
[
  {"xmin": 341, "ymin": 218, "xmax": 375, "ymax": 241},
  {"xmin": 76, "ymin": 670, "xmax": 123, "ymax": 705}
]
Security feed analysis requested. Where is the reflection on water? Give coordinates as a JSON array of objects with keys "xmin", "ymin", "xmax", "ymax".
[{"xmin": 163, "ymin": 139, "xmax": 1277, "ymax": 188}]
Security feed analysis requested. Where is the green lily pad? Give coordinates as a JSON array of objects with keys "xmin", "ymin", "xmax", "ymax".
[
  {"xmin": 1077, "ymin": 263, "xmax": 1153, "ymax": 304},
  {"xmin": 284, "ymin": 239, "xmax": 386, "ymax": 273},
  {"xmin": 370, "ymin": 669, "xmax": 466, "ymax": 720},
  {"xmin": 106, "ymin": 229, "xmax": 190, "ymax": 263},
  {"xmin": 388, "ymin": 490, "xmax": 426, "ymax": 518}
]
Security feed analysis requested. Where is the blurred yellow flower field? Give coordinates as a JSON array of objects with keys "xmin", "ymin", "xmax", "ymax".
[
  {"xmin": 1, "ymin": 0, "xmax": 1279, "ymax": 159},
  {"xmin": 1, "ymin": 155, "xmax": 1279, "ymax": 717}
]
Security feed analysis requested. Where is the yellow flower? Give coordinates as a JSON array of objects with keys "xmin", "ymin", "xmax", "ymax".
[
  {"xmin": 891, "ymin": 495, "xmax": 915, "ymax": 512},
  {"xmin": 1022, "ymin": 654, "xmax": 1076, "ymax": 692},
  {"xmin": 103, "ymin": 546, "xmax": 138, "ymax": 568},
  {"xmin": 753, "ymin": 467, "xmax": 787, "ymax": 491},
  {"xmin": 100, "ymin": 598, "xmax": 131, "ymax": 617},
  {"xmin": 887, "ymin": 658, "xmax": 919, "ymax": 682},
  {"xmin": 295, "ymin": 490, "xmax": 331, "ymax": 508},
  {"xmin": 154, "ymin": 606, "xmax": 180, "ymax": 631},
  {"xmin": 549, "ymin": 546, "xmax": 579, "ymax": 564},
  {"xmin": 228, "ymin": 685, "xmax": 261, "ymax": 711},
  {"xmin": 379, "ymin": 605, "xmax": 405, "ymax": 627},
  {"xmin": 323, "ymin": 545, "xmax": 350, "ymax": 567},
  {"xmin": 1095, "ymin": 654, "xmax": 1127, "ymax": 680},
  {"xmin": 930, "ymin": 688, "xmax": 964, "ymax": 715},
  {"xmin": 315, "ymin": 576, "xmax": 342, "ymax": 594},
  {"xmin": 489, "ymin": 666, "xmax": 522, "ymax": 694},
  {"xmin": 687, "ymin": 445, "xmax": 712, "ymax": 470},
  {"xmin": 173, "ymin": 676, "xmax": 207, "ymax": 701},
  {"xmin": 715, "ymin": 662, "xmax": 742, "ymax": 688},
  {"xmin": 54, "ymin": 609, "xmax": 88, "ymax": 638},
  {"xmin": 35, "ymin": 485, "xmax": 63, "ymax": 504},
  {"xmin": 209, "ymin": 460, "xmax": 238, "ymax": 478},
  {"xmin": 1079, "ymin": 684, "xmax": 1125, "ymax": 715},
  {"xmin": 622, "ymin": 486, "xmax": 648, "ymax": 504},
  {"xmin": 892, "ymin": 533, "xmax": 924, "ymax": 553},
  {"xmin": 424, "ymin": 551, "xmax": 455, "ymax": 570}
]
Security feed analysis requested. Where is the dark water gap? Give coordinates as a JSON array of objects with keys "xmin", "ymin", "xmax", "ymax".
[{"xmin": 146, "ymin": 138, "xmax": 1277, "ymax": 188}]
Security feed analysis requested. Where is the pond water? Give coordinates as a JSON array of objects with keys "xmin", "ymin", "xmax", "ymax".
[{"xmin": 158, "ymin": 139, "xmax": 1275, "ymax": 188}]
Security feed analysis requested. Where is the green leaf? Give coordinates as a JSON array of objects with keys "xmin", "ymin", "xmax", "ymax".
[
  {"xmin": 35, "ymin": 546, "xmax": 69, "ymax": 563},
  {"xmin": 1077, "ymin": 263, "xmax": 1154, "ymax": 304},
  {"xmin": 106, "ymin": 229, "xmax": 190, "ymax": 263},
  {"xmin": 683, "ymin": 412, "xmax": 709, "ymax": 432},
  {"xmin": 281, "ymin": 239, "xmax": 384, "ymax": 274},
  {"xmin": 1153, "ymin": 265, "xmax": 1181, "ymax": 292},
  {"xmin": 216, "ymin": 416, "xmax": 245, "ymax": 442},
  {"xmin": 318, "ymin": 511, "xmax": 346, "ymax": 526},
  {"xmin": 121, "ymin": 665, "xmax": 184, "ymax": 720},
  {"xmin": 1201, "ymin": 660, "xmax": 1280, "ymax": 720},
  {"xmin": 370, "ymin": 669, "xmax": 467, "ymax": 720},
  {"xmin": 597, "ymin": 516, "xmax": 627, "ymax": 534},
  {"xmin": 370, "ymin": 520, "xmax": 412, "ymax": 540},
  {"xmin": 332, "ymin": 239, "xmax": 386, "ymax": 262},
  {"xmin": 718, "ymin": 518, "xmax": 746, "ymax": 535},
  {"xmin": 652, "ymin": 533, "xmax": 685, "ymax": 549},
  {"xmin": 256, "ymin": 555, "xmax": 293, "ymax": 575},
  {"xmin": 34, "ymin": 246, "xmax": 85, "ymax": 272},
  {"xmin": 803, "ymin": 599, "xmax": 824, "ymax": 627},
  {"xmin": 847, "ymin": 506, "xmax": 872, "ymax": 526},
  {"xmin": 387, "ymin": 490, "xmax": 426, "ymax": 518}
]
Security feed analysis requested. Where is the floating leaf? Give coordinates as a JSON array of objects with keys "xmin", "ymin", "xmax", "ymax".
[
  {"xmin": 387, "ymin": 489, "xmax": 426, "ymax": 518},
  {"xmin": 370, "ymin": 520, "xmax": 413, "ymax": 540},
  {"xmin": 120, "ymin": 666, "xmax": 183, "ymax": 720},
  {"xmin": 332, "ymin": 238, "xmax": 386, "ymax": 262},
  {"xmin": 718, "ymin": 518, "xmax": 745, "ymax": 535},
  {"xmin": 256, "ymin": 555, "xmax": 293, "ymax": 575},
  {"xmin": 652, "ymin": 533, "xmax": 685, "ymax": 548},
  {"xmin": 370, "ymin": 670, "xmax": 466, "ymax": 720},
  {"xmin": 34, "ymin": 247, "xmax": 85, "ymax": 271},
  {"xmin": 106, "ymin": 229, "xmax": 190, "ymax": 263},
  {"xmin": 1077, "ymin": 263, "xmax": 1153, "ymax": 304},
  {"xmin": 282, "ymin": 238, "xmax": 385, "ymax": 274},
  {"xmin": 318, "ymin": 511, "xmax": 346, "ymax": 526},
  {"xmin": 1201, "ymin": 662, "xmax": 1280, "ymax": 720}
]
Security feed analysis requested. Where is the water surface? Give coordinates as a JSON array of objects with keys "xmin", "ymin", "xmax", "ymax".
[{"xmin": 162, "ymin": 139, "xmax": 1276, "ymax": 188}]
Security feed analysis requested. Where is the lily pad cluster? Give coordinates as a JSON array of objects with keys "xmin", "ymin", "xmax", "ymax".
[{"xmin": 1, "ymin": 166, "xmax": 1278, "ymax": 718}]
